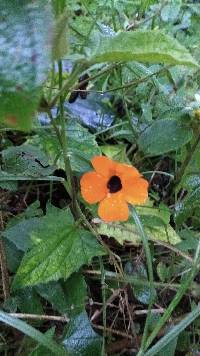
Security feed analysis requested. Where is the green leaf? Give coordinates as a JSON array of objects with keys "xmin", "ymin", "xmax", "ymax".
[
  {"xmin": 0, "ymin": 91, "xmax": 41, "ymax": 131},
  {"xmin": 180, "ymin": 174, "xmax": 200, "ymax": 192},
  {"xmin": 22, "ymin": 201, "xmax": 43, "ymax": 219},
  {"xmin": 1, "ymin": 144, "xmax": 54, "ymax": 177},
  {"xmin": 36, "ymin": 282, "xmax": 69, "ymax": 314},
  {"xmin": 15, "ymin": 288, "xmax": 43, "ymax": 315},
  {"xmin": 3, "ymin": 217, "xmax": 40, "ymax": 252},
  {"xmin": 13, "ymin": 208, "xmax": 105, "ymax": 288},
  {"xmin": 2, "ymin": 205, "xmax": 60, "ymax": 252},
  {"xmin": 177, "ymin": 230, "xmax": 199, "ymax": 252},
  {"xmin": 63, "ymin": 273, "xmax": 87, "ymax": 317},
  {"xmin": 2, "ymin": 201, "xmax": 44, "ymax": 253},
  {"xmin": 136, "ymin": 202, "xmax": 171, "ymax": 225},
  {"xmin": 0, "ymin": 1, "xmax": 52, "ymax": 130},
  {"xmin": 89, "ymin": 30, "xmax": 198, "ymax": 67},
  {"xmin": 0, "ymin": 178, "xmax": 17, "ymax": 191},
  {"xmin": 180, "ymin": 142, "xmax": 200, "ymax": 180},
  {"xmin": 63, "ymin": 311, "xmax": 102, "ymax": 355},
  {"xmin": 157, "ymin": 262, "xmax": 171, "ymax": 282},
  {"xmin": 0, "ymin": 311, "xmax": 67, "ymax": 355},
  {"xmin": 175, "ymin": 186, "xmax": 200, "ymax": 226},
  {"xmin": 4, "ymin": 240, "xmax": 23, "ymax": 273},
  {"xmin": 66, "ymin": 120, "xmax": 100, "ymax": 172},
  {"xmin": 39, "ymin": 119, "xmax": 100, "ymax": 172},
  {"xmin": 138, "ymin": 118, "xmax": 193, "ymax": 156},
  {"xmin": 101, "ymin": 144, "xmax": 129, "ymax": 163}
]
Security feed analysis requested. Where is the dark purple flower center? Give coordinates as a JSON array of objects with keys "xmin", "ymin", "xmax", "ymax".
[{"xmin": 107, "ymin": 175, "xmax": 122, "ymax": 193}]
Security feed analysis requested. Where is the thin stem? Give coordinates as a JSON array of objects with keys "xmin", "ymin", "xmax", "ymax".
[
  {"xmin": 47, "ymin": 63, "xmax": 55, "ymax": 102},
  {"xmin": 154, "ymin": 240, "xmax": 193, "ymax": 263},
  {"xmin": 75, "ymin": 200, "xmax": 120, "ymax": 264},
  {"xmin": 49, "ymin": 63, "xmax": 86, "ymax": 108},
  {"xmin": 49, "ymin": 115, "xmax": 71, "ymax": 197},
  {"xmin": 99, "ymin": 257, "xmax": 106, "ymax": 356},
  {"xmin": 85, "ymin": 65, "xmax": 170, "ymax": 94},
  {"xmin": 50, "ymin": 63, "xmax": 118, "ymax": 108},
  {"xmin": 119, "ymin": 66, "xmax": 137, "ymax": 138},
  {"xmin": 55, "ymin": 62, "xmax": 78, "ymax": 216},
  {"xmin": 58, "ymin": 60, "xmax": 64, "ymax": 117},
  {"xmin": 84, "ymin": 269, "xmax": 181, "ymax": 290},
  {"xmin": 142, "ymin": 171, "xmax": 174, "ymax": 179},
  {"xmin": 94, "ymin": 122, "xmax": 127, "ymax": 136},
  {"xmin": 131, "ymin": 207, "xmax": 155, "ymax": 353},
  {"xmin": 0, "ymin": 176, "xmax": 64, "ymax": 182},
  {"xmin": 50, "ymin": 63, "xmax": 167, "ymax": 108}
]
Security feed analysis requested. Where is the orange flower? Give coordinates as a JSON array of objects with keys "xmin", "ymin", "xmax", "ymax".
[{"xmin": 80, "ymin": 156, "xmax": 148, "ymax": 222}]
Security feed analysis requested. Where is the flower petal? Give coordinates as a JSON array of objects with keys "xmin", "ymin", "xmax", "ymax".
[
  {"xmin": 91, "ymin": 156, "xmax": 116, "ymax": 178},
  {"xmin": 98, "ymin": 192, "xmax": 129, "ymax": 222},
  {"xmin": 115, "ymin": 162, "xmax": 140, "ymax": 179},
  {"xmin": 80, "ymin": 172, "xmax": 107, "ymax": 204},
  {"xmin": 122, "ymin": 176, "xmax": 149, "ymax": 205}
]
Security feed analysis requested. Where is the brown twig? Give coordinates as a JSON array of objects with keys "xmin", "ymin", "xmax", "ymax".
[
  {"xmin": 8, "ymin": 313, "xmax": 70, "ymax": 323},
  {"xmin": 124, "ymin": 289, "xmax": 139, "ymax": 349},
  {"xmin": 134, "ymin": 308, "xmax": 165, "ymax": 316},
  {"xmin": 92, "ymin": 323, "xmax": 133, "ymax": 339},
  {"xmin": 0, "ymin": 212, "xmax": 10, "ymax": 300},
  {"xmin": 91, "ymin": 288, "xmax": 123, "ymax": 322},
  {"xmin": 0, "ymin": 239, "xmax": 10, "ymax": 300}
]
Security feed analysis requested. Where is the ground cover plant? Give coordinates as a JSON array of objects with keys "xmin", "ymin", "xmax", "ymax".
[{"xmin": 1, "ymin": 0, "xmax": 200, "ymax": 354}]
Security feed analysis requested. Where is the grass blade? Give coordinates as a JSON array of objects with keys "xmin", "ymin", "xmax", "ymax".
[
  {"xmin": 131, "ymin": 206, "xmax": 155, "ymax": 352},
  {"xmin": 145, "ymin": 304, "xmax": 200, "ymax": 356},
  {"xmin": 143, "ymin": 240, "xmax": 200, "ymax": 352},
  {"xmin": 0, "ymin": 311, "xmax": 67, "ymax": 355}
]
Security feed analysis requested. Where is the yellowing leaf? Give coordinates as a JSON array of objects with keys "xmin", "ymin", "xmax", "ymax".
[{"xmin": 93, "ymin": 218, "xmax": 181, "ymax": 246}]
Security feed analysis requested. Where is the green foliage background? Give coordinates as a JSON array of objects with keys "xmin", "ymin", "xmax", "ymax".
[{"xmin": 1, "ymin": 0, "xmax": 200, "ymax": 355}]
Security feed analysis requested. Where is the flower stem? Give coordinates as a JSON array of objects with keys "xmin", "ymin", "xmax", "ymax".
[
  {"xmin": 56, "ymin": 61, "xmax": 79, "ymax": 216},
  {"xmin": 49, "ymin": 62, "xmax": 86, "ymax": 108}
]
